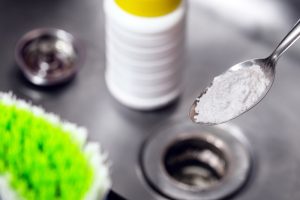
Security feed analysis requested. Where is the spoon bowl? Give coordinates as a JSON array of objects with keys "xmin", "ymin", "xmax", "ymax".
[{"xmin": 190, "ymin": 58, "xmax": 276, "ymax": 125}]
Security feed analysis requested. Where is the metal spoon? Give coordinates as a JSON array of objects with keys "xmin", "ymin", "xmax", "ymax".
[{"xmin": 190, "ymin": 19, "xmax": 300, "ymax": 125}]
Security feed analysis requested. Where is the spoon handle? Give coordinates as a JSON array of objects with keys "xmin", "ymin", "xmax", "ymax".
[{"xmin": 270, "ymin": 19, "xmax": 300, "ymax": 62}]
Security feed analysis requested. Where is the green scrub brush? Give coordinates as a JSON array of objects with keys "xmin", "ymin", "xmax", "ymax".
[{"xmin": 0, "ymin": 92, "xmax": 111, "ymax": 200}]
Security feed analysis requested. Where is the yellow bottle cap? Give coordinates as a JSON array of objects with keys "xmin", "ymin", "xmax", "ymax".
[{"xmin": 115, "ymin": 0, "xmax": 181, "ymax": 17}]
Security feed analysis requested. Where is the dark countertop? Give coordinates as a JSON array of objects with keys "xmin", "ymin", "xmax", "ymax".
[{"xmin": 1, "ymin": 1, "xmax": 300, "ymax": 200}]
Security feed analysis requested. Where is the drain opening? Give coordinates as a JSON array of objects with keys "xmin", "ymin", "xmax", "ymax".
[
  {"xmin": 141, "ymin": 122, "xmax": 252, "ymax": 200},
  {"xmin": 163, "ymin": 137, "xmax": 228, "ymax": 190}
]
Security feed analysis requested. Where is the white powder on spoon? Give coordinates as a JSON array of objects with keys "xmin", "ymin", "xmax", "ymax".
[{"xmin": 194, "ymin": 65, "xmax": 270, "ymax": 124}]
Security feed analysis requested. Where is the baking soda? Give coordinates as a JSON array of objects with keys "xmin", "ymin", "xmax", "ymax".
[{"xmin": 194, "ymin": 65, "xmax": 270, "ymax": 124}]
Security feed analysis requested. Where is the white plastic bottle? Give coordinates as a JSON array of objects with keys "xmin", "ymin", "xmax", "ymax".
[{"xmin": 104, "ymin": 0, "xmax": 186, "ymax": 110}]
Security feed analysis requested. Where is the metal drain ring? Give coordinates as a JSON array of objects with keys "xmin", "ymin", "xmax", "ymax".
[{"xmin": 140, "ymin": 121, "xmax": 253, "ymax": 200}]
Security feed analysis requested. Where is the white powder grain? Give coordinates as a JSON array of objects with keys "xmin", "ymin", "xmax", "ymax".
[{"xmin": 194, "ymin": 65, "xmax": 270, "ymax": 124}]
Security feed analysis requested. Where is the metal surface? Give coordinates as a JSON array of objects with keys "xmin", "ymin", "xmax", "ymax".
[
  {"xmin": 1, "ymin": 0, "xmax": 300, "ymax": 200},
  {"xmin": 15, "ymin": 28, "xmax": 82, "ymax": 86},
  {"xmin": 107, "ymin": 190, "xmax": 126, "ymax": 200},
  {"xmin": 141, "ymin": 121, "xmax": 251, "ymax": 200}
]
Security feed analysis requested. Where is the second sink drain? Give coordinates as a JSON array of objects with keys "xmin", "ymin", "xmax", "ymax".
[{"xmin": 140, "ymin": 121, "xmax": 253, "ymax": 200}]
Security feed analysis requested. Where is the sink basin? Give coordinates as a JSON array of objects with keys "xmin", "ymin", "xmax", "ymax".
[{"xmin": 1, "ymin": 0, "xmax": 300, "ymax": 199}]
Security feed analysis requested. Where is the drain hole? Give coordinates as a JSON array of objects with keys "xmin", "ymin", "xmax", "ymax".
[
  {"xmin": 142, "ymin": 123, "xmax": 252, "ymax": 200},
  {"xmin": 163, "ymin": 137, "xmax": 228, "ymax": 190}
]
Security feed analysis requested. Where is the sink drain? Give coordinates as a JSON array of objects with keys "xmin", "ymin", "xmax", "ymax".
[
  {"xmin": 163, "ymin": 136, "xmax": 227, "ymax": 190},
  {"xmin": 140, "ymin": 121, "xmax": 252, "ymax": 200}
]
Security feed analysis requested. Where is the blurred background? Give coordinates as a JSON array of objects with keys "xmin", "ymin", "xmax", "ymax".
[{"xmin": 1, "ymin": 0, "xmax": 300, "ymax": 199}]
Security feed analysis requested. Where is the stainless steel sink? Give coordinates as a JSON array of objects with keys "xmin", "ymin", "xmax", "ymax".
[{"xmin": 1, "ymin": 0, "xmax": 300, "ymax": 199}]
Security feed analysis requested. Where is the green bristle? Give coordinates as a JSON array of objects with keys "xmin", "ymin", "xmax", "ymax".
[{"xmin": 0, "ymin": 102, "xmax": 94, "ymax": 200}]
